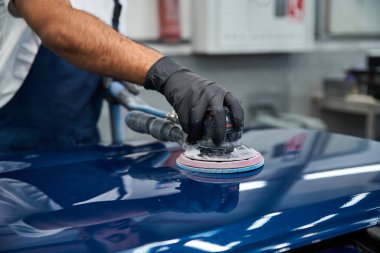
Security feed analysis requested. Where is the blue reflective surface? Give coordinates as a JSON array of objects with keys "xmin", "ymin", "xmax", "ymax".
[{"xmin": 0, "ymin": 129, "xmax": 379, "ymax": 253}]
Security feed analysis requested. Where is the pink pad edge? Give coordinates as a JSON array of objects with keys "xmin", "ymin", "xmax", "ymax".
[{"xmin": 176, "ymin": 152, "xmax": 264, "ymax": 169}]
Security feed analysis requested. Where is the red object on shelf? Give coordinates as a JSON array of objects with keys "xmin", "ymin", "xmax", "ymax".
[
  {"xmin": 158, "ymin": 0, "xmax": 181, "ymax": 44},
  {"xmin": 288, "ymin": 0, "xmax": 304, "ymax": 21}
]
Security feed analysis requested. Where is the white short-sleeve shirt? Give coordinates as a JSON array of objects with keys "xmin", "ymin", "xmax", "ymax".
[{"xmin": 0, "ymin": 0, "xmax": 127, "ymax": 108}]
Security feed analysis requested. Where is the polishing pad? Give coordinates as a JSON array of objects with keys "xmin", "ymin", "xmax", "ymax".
[
  {"xmin": 179, "ymin": 167, "xmax": 264, "ymax": 184},
  {"xmin": 176, "ymin": 145, "xmax": 264, "ymax": 174}
]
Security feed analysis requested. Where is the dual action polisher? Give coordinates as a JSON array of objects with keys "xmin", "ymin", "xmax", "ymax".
[
  {"xmin": 176, "ymin": 110, "xmax": 264, "ymax": 173},
  {"xmin": 108, "ymin": 81, "xmax": 263, "ymax": 173},
  {"xmin": 126, "ymin": 108, "xmax": 264, "ymax": 174}
]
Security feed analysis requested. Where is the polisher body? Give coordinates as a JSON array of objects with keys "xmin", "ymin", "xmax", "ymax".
[{"xmin": 176, "ymin": 109, "xmax": 264, "ymax": 173}]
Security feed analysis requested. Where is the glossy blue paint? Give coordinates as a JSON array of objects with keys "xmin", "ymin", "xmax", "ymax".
[{"xmin": 0, "ymin": 129, "xmax": 379, "ymax": 253}]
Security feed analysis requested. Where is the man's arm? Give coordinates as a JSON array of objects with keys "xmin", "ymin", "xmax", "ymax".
[
  {"xmin": 12, "ymin": 0, "xmax": 245, "ymax": 145},
  {"xmin": 13, "ymin": 0, "xmax": 163, "ymax": 85}
]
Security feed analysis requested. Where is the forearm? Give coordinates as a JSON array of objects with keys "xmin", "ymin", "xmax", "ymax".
[{"xmin": 13, "ymin": 0, "xmax": 163, "ymax": 85}]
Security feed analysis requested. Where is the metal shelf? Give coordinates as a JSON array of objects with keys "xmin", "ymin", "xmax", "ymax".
[
  {"xmin": 144, "ymin": 42, "xmax": 192, "ymax": 56},
  {"xmin": 314, "ymin": 41, "xmax": 380, "ymax": 52}
]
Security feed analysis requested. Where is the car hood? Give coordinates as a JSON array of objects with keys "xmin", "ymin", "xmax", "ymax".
[{"xmin": 0, "ymin": 129, "xmax": 379, "ymax": 253}]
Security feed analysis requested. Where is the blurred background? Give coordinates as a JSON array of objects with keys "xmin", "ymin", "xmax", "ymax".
[{"xmin": 98, "ymin": 0, "xmax": 380, "ymax": 144}]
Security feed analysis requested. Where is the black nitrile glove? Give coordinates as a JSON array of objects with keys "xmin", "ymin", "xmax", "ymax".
[{"xmin": 144, "ymin": 57, "xmax": 244, "ymax": 145}]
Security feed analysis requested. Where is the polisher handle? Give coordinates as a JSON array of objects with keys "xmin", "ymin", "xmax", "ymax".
[{"xmin": 126, "ymin": 111, "xmax": 185, "ymax": 144}]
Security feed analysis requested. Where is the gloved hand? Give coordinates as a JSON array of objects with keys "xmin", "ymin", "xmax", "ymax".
[{"xmin": 144, "ymin": 57, "xmax": 244, "ymax": 145}]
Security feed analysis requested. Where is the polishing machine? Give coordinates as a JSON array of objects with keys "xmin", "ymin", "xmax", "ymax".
[{"xmin": 108, "ymin": 81, "xmax": 264, "ymax": 174}]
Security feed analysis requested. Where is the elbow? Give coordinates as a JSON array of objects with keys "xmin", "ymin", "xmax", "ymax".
[
  {"xmin": 13, "ymin": 0, "xmax": 75, "ymax": 51},
  {"xmin": 38, "ymin": 23, "xmax": 68, "ymax": 51}
]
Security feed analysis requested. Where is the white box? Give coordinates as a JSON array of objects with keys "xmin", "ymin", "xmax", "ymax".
[{"xmin": 192, "ymin": 0, "xmax": 315, "ymax": 54}]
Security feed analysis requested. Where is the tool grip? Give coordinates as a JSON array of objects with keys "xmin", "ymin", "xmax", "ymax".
[{"xmin": 126, "ymin": 111, "xmax": 185, "ymax": 144}]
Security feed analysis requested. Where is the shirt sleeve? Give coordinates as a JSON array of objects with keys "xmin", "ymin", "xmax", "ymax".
[{"xmin": 4, "ymin": 0, "xmax": 21, "ymax": 17}]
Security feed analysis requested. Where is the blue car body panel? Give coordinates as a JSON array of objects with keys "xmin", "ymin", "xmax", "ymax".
[{"xmin": 0, "ymin": 129, "xmax": 379, "ymax": 252}]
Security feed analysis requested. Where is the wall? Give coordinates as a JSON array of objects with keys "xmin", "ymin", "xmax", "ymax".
[
  {"xmin": 123, "ymin": 0, "xmax": 191, "ymax": 40},
  {"xmin": 286, "ymin": 50, "xmax": 366, "ymax": 114}
]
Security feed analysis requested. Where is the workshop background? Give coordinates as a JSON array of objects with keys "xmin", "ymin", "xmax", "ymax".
[{"xmin": 98, "ymin": 0, "xmax": 380, "ymax": 144}]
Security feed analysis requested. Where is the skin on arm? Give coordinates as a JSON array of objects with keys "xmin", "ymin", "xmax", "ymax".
[{"xmin": 12, "ymin": 0, "xmax": 163, "ymax": 85}]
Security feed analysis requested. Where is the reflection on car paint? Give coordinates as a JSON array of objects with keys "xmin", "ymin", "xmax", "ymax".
[{"xmin": 0, "ymin": 129, "xmax": 379, "ymax": 252}]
